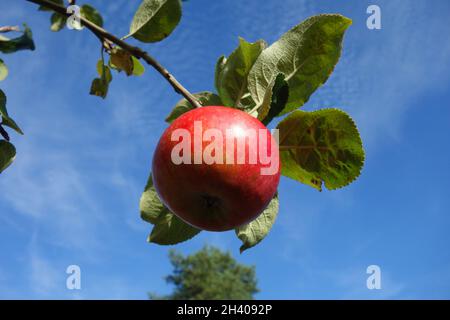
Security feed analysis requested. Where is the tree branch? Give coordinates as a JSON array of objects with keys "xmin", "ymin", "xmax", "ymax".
[{"xmin": 26, "ymin": 0, "xmax": 202, "ymax": 108}]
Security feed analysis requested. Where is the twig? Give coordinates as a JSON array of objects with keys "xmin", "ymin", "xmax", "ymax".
[{"xmin": 26, "ymin": 0, "xmax": 202, "ymax": 108}]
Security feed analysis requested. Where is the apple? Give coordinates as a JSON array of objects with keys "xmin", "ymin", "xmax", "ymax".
[{"xmin": 152, "ymin": 106, "xmax": 280, "ymax": 231}]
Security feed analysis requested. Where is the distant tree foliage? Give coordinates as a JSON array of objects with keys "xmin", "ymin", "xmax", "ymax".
[{"xmin": 150, "ymin": 246, "xmax": 259, "ymax": 300}]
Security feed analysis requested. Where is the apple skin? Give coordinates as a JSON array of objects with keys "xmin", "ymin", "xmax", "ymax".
[{"xmin": 152, "ymin": 106, "xmax": 280, "ymax": 231}]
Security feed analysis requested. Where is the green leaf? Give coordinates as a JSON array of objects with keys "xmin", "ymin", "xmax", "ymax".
[
  {"xmin": 0, "ymin": 25, "xmax": 36, "ymax": 54},
  {"xmin": 255, "ymin": 73, "xmax": 289, "ymax": 124},
  {"xmin": 0, "ymin": 59, "xmax": 8, "ymax": 81},
  {"xmin": 140, "ymin": 175, "xmax": 166, "ymax": 224},
  {"xmin": 89, "ymin": 78, "xmax": 109, "ymax": 99},
  {"xmin": 50, "ymin": 12, "xmax": 67, "ymax": 32},
  {"xmin": 0, "ymin": 89, "xmax": 23, "ymax": 135},
  {"xmin": 248, "ymin": 14, "xmax": 352, "ymax": 115},
  {"xmin": 235, "ymin": 193, "xmax": 279, "ymax": 253},
  {"xmin": 165, "ymin": 92, "xmax": 223, "ymax": 123},
  {"xmin": 1, "ymin": 117, "xmax": 23, "ymax": 136},
  {"xmin": 132, "ymin": 56, "xmax": 145, "ymax": 76},
  {"xmin": 0, "ymin": 140, "xmax": 16, "ymax": 173},
  {"xmin": 215, "ymin": 37, "xmax": 266, "ymax": 109},
  {"xmin": 140, "ymin": 174, "xmax": 201, "ymax": 245},
  {"xmin": 80, "ymin": 4, "xmax": 103, "ymax": 27},
  {"xmin": 96, "ymin": 60, "xmax": 113, "ymax": 83},
  {"xmin": 92, "ymin": 60, "xmax": 112, "ymax": 99},
  {"xmin": 277, "ymin": 109, "xmax": 364, "ymax": 191},
  {"xmin": 214, "ymin": 55, "xmax": 226, "ymax": 94},
  {"xmin": 0, "ymin": 89, "xmax": 5, "ymax": 111},
  {"xmin": 261, "ymin": 74, "xmax": 289, "ymax": 125},
  {"xmin": 129, "ymin": 0, "xmax": 182, "ymax": 43},
  {"xmin": 108, "ymin": 53, "xmax": 143, "ymax": 77},
  {"xmin": 148, "ymin": 213, "xmax": 201, "ymax": 245},
  {"xmin": 38, "ymin": 0, "xmax": 63, "ymax": 11},
  {"xmin": 109, "ymin": 48, "xmax": 134, "ymax": 76}
]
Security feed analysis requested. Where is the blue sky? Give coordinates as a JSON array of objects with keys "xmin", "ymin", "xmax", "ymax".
[{"xmin": 1, "ymin": 0, "xmax": 450, "ymax": 299}]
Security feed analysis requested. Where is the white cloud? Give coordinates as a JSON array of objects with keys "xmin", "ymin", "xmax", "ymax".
[
  {"xmin": 1, "ymin": 0, "xmax": 448, "ymax": 299},
  {"xmin": 335, "ymin": 267, "xmax": 405, "ymax": 300},
  {"xmin": 0, "ymin": 134, "xmax": 106, "ymax": 250},
  {"xmin": 307, "ymin": 1, "xmax": 450, "ymax": 150},
  {"xmin": 28, "ymin": 235, "xmax": 61, "ymax": 296},
  {"xmin": 30, "ymin": 254, "xmax": 59, "ymax": 295},
  {"xmin": 0, "ymin": 268, "xmax": 7, "ymax": 288}
]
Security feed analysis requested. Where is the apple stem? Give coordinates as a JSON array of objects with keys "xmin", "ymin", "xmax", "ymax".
[{"xmin": 26, "ymin": 0, "xmax": 202, "ymax": 109}]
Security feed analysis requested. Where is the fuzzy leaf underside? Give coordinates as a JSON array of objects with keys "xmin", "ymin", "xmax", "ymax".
[
  {"xmin": 235, "ymin": 193, "xmax": 279, "ymax": 253},
  {"xmin": 248, "ymin": 14, "xmax": 351, "ymax": 116},
  {"xmin": 140, "ymin": 174, "xmax": 201, "ymax": 245}
]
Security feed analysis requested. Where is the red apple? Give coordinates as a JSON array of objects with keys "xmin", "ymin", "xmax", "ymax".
[{"xmin": 152, "ymin": 106, "xmax": 280, "ymax": 231}]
